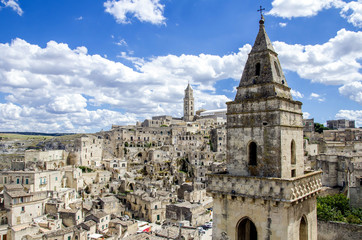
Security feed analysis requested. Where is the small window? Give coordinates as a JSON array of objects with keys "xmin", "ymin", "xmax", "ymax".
[
  {"xmin": 291, "ymin": 140, "xmax": 296, "ymax": 165},
  {"xmin": 21, "ymin": 206, "xmax": 25, "ymax": 212},
  {"xmin": 249, "ymin": 142, "xmax": 257, "ymax": 166},
  {"xmin": 255, "ymin": 63, "xmax": 261, "ymax": 76},
  {"xmin": 274, "ymin": 61, "xmax": 281, "ymax": 77}
]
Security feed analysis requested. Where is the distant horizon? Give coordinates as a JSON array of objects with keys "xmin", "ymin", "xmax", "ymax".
[{"xmin": 1, "ymin": 0, "xmax": 361, "ymax": 133}]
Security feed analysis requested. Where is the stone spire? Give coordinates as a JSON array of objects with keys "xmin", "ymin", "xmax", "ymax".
[
  {"xmin": 235, "ymin": 16, "xmax": 292, "ymax": 101},
  {"xmin": 250, "ymin": 16, "xmax": 275, "ymax": 53}
]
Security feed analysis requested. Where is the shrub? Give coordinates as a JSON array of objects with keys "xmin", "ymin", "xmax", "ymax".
[{"xmin": 317, "ymin": 194, "xmax": 362, "ymax": 224}]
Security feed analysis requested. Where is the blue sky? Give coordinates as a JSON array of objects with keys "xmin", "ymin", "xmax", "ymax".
[{"xmin": 0, "ymin": 0, "xmax": 361, "ymax": 133}]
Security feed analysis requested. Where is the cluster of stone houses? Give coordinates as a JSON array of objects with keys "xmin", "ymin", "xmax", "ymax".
[
  {"xmin": 0, "ymin": 87, "xmax": 360, "ymax": 240},
  {"xmin": 0, "ymin": 86, "xmax": 225, "ymax": 239},
  {"xmin": 0, "ymin": 16, "xmax": 361, "ymax": 240},
  {"xmin": 303, "ymin": 119, "xmax": 362, "ymax": 208}
]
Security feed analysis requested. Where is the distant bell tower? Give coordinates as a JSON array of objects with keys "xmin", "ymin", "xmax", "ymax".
[
  {"xmin": 183, "ymin": 83, "xmax": 194, "ymax": 122},
  {"xmin": 208, "ymin": 12, "xmax": 322, "ymax": 240}
]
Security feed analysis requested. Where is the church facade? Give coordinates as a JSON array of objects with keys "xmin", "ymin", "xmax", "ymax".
[{"xmin": 207, "ymin": 16, "xmax": 322, "ymax": 240}]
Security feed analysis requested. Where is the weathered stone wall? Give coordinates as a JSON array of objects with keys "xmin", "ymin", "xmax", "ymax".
[
  {"xmin": 318, "ymin": 221, "xmax": 362, "ymax": 240},
  {"xmin": 226, "ymin": 97, "xmax": 303, "ymax": 178},
  {"xmin": 211, "ymin": 194, "xmax": 318, "ymax": 240}
]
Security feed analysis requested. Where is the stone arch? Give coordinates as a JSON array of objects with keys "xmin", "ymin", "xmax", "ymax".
[
  {"xmin": 236, "ymin": 217, "xmax": 257, "ymax": 240},
  {"xmin": 299, "ymin": 215, "xmax": 308, "ymax": 240},
  {"xmin": 291, "ymin": 140, "xmax": 296, "ymax": 165},
  {"xmin": 248, "ymin": 142, "xmax": 257, "ymax": 166}
]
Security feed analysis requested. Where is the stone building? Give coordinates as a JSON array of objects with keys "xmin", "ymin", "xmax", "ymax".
[
  {"xmin": 24, "ymin": 149, "xmax": 67, "ymax": 170},
  {"xmin": 183, "ymin": 83, "xmax": 195, "ymax": 122},
  {"xmin": 347, "ymin": 159, "xmax": 362, "ymax": 208},
  {"xmin": 0, "ymin": 170, "xmax": 63, "ymax": 192},
  {"xmin": 126, "ymin": 189, "xmax": 176, "ymax": 223},
  {"xmin": 74, "ymin": 135, "xmax": 103, "ymax": 167},
  {"xmin": 3, "ymin": 184, "xmax": 49, "ymax": 227},
  {"xmin": 58, "ymin": 208, "xmax": 83, "ymax": 227},
  {"xmin": 166, "ymin": 201, "xmax": 210, "ymax": 226},
  {"xmin": 327, "ymin": 119, "xmax": 355, "ymax": 129},
  {"xmin": 207, "ymin": 16, "xmax": 322, "ymax": 240},
  {"xmin": 303, "ymin": 118, "xmax": 315, "ymax": 133},
  {"xmin": 210, "ymin": 127, "xmax": 226, "ymax": 152},
  {"xmin": 85, "ymin": 210, "xmax": 111, "ymax": 233},
  {"xmin": 323, "ymin": 128, "xmax": 362, "ymax": 142}
]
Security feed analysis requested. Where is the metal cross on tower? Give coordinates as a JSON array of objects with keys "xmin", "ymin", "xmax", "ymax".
[{"xmin": 257, "ymin": 5, "xmax": 265, "ymax": 18}]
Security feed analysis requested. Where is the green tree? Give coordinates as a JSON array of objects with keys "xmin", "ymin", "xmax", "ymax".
[
  {"xmin": 317, "ymin": 194, "xmax": 362, "ymax": 224},
  {"xmin": 314, "ymin": 123, "xmax": 329, "ymax": 133}
]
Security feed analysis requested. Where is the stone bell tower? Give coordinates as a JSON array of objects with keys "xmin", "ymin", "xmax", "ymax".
[
  {"xmin": 207, "ymin": 15, "xmax": 322, "ymax": 240},
  {"xmin": 183, "ymin": 83, "xmax": 194, "ymax": 122}
]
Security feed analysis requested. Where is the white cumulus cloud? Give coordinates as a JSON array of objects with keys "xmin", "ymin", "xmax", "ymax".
[
  {"xmin": 291, "ymin": 89, "xmax": 304, "ymax": 98},
  {"xmin": 47, "ymin": 94, "xmax": 87, "ymax": 114},
  {"xmin": 309, "ymin": 93, "xmax": 325, "ymax": 102},
  {"xmin": 104, "ymin": 0, "xmax": 166, "ymax": 25},
  {"xmin": 0, "ymin": 38, "xmax": 251, "ymax": 132},
  {"xmin": 279, "ymin": 22, "xmax": 287, "ymax": 27},
  {"xmin": 273, "ymin": 29, "xmax": 362, "ymax": 104},
  {"xmin": 268, "ymin": 0, "xmax": 362, "ymax": 28},
  {"xmin": 303, "ymin": 112, "xmax": 311, "ymax": 119},
  {"xmin": 267, "ymin": 0, "xmax": 343, "ymax": 18},
  {"xmin": 335, "ymin": 109, "xmax": 362, "ymax": 127},
  {"xmin": 339, "ymin": 81, "xmax": 362, "ymax": 104},
  {"xmin": 340, "ymin": 0, "xmax": 362, "ymax": 27},
  {"xmin": 115, "ymin": 39, "xmax": 128, "ymax": 46},
  {"xmin": 1, "ymin": 0, "xmax": 23, "ymax": 16}
]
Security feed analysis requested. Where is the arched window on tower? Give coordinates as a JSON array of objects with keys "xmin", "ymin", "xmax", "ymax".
[
  {"xmin": 249, "ymin": 142, "xmax": 257, "ymax": 166},
  {"xmin": 274, "ymin": 61, "xmax": 281, "ymax": 77},
  {"xmin": 291, "ymin": 140, "xmax": 296, "ymax": 165},
  {"xmin": 255, "ymin": 63, "xmax": 261, "ymax": 76}
]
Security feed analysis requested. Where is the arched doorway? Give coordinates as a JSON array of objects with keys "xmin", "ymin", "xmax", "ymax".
[
  {"xmin": 237, "ymin": 217, "xmax": 257, "ymax": 240},
  {"xmin": 299, "ymin": 216, "xmax": 308, "ymax": 240}
]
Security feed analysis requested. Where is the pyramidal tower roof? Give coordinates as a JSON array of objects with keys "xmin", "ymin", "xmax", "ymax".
[
  {"xmin": 234, "ymin": 15, "xmax": 292, "ymax": 101},
  {"xmin": 185, "ymin": 82, "xmax": 192, "ymax": 91},
  {"xmin": 250, "ymin": 16, "xmax": 276, "ymax": 53}
]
